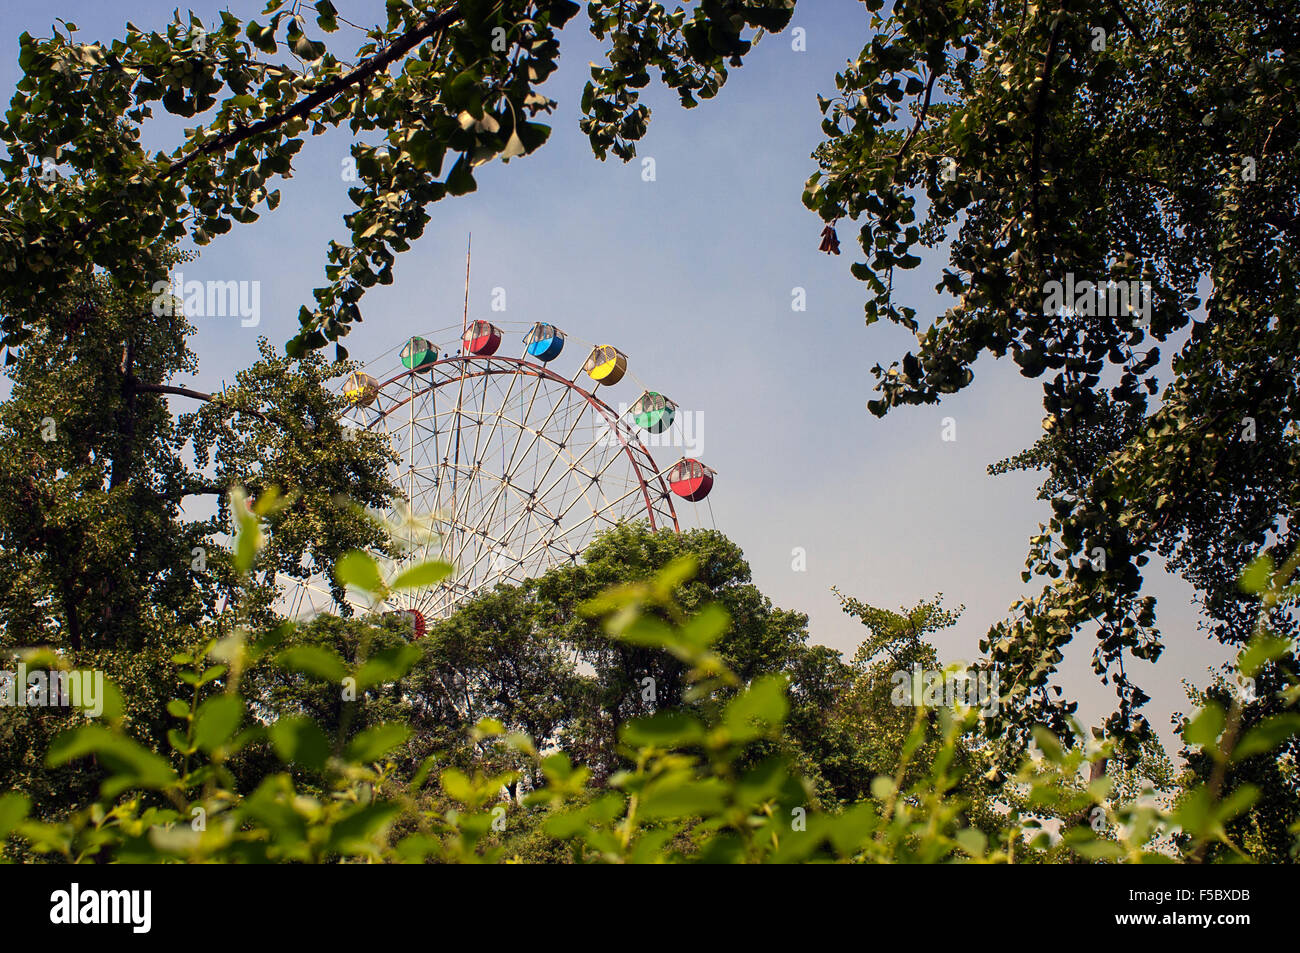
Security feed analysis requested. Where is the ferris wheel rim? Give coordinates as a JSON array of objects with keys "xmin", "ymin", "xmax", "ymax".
[{"xmin": 358, "ymin": 354, "xmax": 680, "ymax": 534}]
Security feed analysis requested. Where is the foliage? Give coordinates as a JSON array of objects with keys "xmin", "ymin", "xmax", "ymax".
[
  {"xmin": 0, "ymin": 0, "xmax": 795, "ymax": 357},
  {"xmin": 528, "ymin": 523, "xmax": 812, "ymax": 777},
  {"xmin": 0, "ymin": 257, "xmax": 202, "ymax": 650},
  {"xmin": 3, "ymin": 508, "xmax": 1296, "ymax": 864},
  {"xmin": 1174, "ymin": 548, "xmax": 1300, "ymax": 862},
  {"xmin": 179, "ymin": 338, "xmax": 399, "ymax": 616},
  {"xmin": 804, "ymin": 0, "xmax": 1300, "ymax": 752},
  {"xmin": 0, "ymin": 271, "xmax": 399, "ymax": 819}
]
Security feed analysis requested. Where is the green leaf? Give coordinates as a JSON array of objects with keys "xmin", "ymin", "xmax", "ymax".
[
  {"xmin": 97, "ymin": 678, "xmax": 126, "ymax": 721},
  {"xmin": 1237, "ymin": 634, "xmax": 1292, "ymax": 679},
  {"xmin": 193, "ymin": 695, "xmax": 243, "ymax": 753},
  {"xmin": 0, "ymin": 792, "xmax": 30, "ymax": 839},
  {"xmin": 1070, "ymin": 838, "xmax": 1126, "ymax": 860},
  {"xmin": 355, "ymin": 644, "xmax": 422, "ymax": 689},
  {"xmin": 656, "ymin": 555, "xmax": 698, "ymax": 593},
  {"xmin": 334, "ymin": 550, "xmax": 385, "ymax": 598},
  {"xmin": 276, "ymin": 645, "xmax": 347, "ymax": 683},
  {"xmin": 290, "ymin": 30, "xmax": 325, "ymax": 61},
  {"xmin": 167, "ymin": 728, "xmax": 194, "ymax": 755},
  {"xmin": 233, "ymin": 517, "xmax": 262, "ymax": 574},
  {"xmin": 315, "ymin": 0, "xmax": 339, "ymax": 31},
  {"xmin": 389, "ymin": 560, "xmax": 453, "ymax": 591},
  {"xmin": 827, "ymin": 802, "xmax": 878, "ymax": 855},
  {"xmin": 1214, "ymin": 783, "xmax": 1259, "ymax": 823},
  {"xmin": 442, "ymin": 70, "xmax": 479, "ymax": 111},
  {"xmin": 722, "ymin": 674, "xmax": 789, "ymax": 742},
  {"xmin": 1239, "ymin": 554, "xmax": 1273, "ymax": 595},
  {"xmin": 440, "ymin": 768, "xmax": 475, "ymax": 804},
  {"xmin": 677, "ymin": 603, "xmax": 730, "ymax": 652},
  {"xmin": 329, "ymin": 802, "xmax": 401, "ymax": 854},
  {"xmin": 1232, "ymin": 714, "xmax": 1300, "ymax": 762},
  {"xmin": 245, "ymin": 20, "xmax": 277, "ymax": 54},
  {"xmin": 734, "ymin": 756, "xmax": 790, "ymax": 809},
  {"xmin": 954, "ymin": 827, "xmax": 987, "ymax": 858},
  {"xmin": 445, "ymin": 156, "xmax": 477, "ymax": 196},
  {"xmin": 197, "ymin": 664, "xmax": 226, "ymax": 686},
  {"xmin": 1183, "ymin": 703, "xmax": 1226, "ymax": 751},
  {"xmin": 637, "ymin": 777, "xmax": 728, "ymax": 819},
  {"xmin": 46, "ymin": 726, "xmax": 177, "ymax": 795},
  {"xmin": 617, "ymin": 615, "xmax": 676, "ymax": 649},
  {"xmin": 269, "ymin": 716, "xmax": 330, "ymax": 771},
  {"xmin": 1032, "ymin": 725, "xmax": 1065, "ymax": 763},
  {"xmin": 620, "ymin": 712, "xmax": 706, "ymax": 748},
  {"xmin": 344, "ymin": 723, "xmax": 410, "ymax": 763}
]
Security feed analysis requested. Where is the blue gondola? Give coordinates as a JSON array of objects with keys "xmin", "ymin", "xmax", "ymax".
[{"xmin": 524, "ymin": 322, "xmax": 566, "ymax": 363}]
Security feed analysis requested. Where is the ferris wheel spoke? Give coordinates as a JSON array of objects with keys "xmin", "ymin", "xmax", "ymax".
[
  {"xmin": 530, "ymin": 455, "xmax": 622, "ymax": 549},
  {"xmin": 460, "ymin": 357, "xmax": 499, "ymax": 483},
  {"xmin": 440, "ymin": 461, "xmax": 558, "ymax": 574},
  {"xmin": 495, "ymin": 377, "xmax": 574, "ymax": 498},
  {"xmin": 447, "ymin": 356, "xmax": 476, "ymax": 536},
  {"xmin": 533, "ymin": 417, "xmax": 611, "ymax": 490},
  {"xmin": 532, "ymin": 426, "xmax": 622, "ymax": 512},
  {"xmin": 509, "ymin": 486, "xmax": 645, "ymax": 573},
  {"xmin": 486, "ymin": 439, "xmax": 577, "ymax": 556},
  {"xmin": 441, "ymin": 431, "xmax": 552, "ymax": 568},
  {"xmin": 464, "ymin": 359, "xmax": 522, "ymax": 485},
  {"xmin": 488, "ymin": 484, "xmax": 563, "ymax": 571},
  {"xmin": 445, "ymin": 556, "xmax": 539, "ymax": 608},
  {"xmin": 520, "ymin": 391, "xmax": 597, "ymax": 510},
  {"xmin": 498, "ymin": 448, "xmax": 634, "ymax": 571},
  {"xmin": 465, "ymin": 390, "xmax": 574, "ymax": 544},
  {"xmin": 496, "ymin": 367, "xmax": 547, "ymax": 481},
  {"xmin": 468, "ymin": 371, "xmax": 548, "ymax": 544}
]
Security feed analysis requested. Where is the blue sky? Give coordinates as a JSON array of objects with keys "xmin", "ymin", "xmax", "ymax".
[{"xmin": 1, "ymin": 0, "xmax": 1235, "ymax": 758}]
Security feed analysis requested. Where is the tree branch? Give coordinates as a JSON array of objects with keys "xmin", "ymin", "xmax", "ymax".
[
  {"xmin": 1029, "ymin": 11, "xmax": 1066, "ymax": 261},
  {"xmin": 161, "ymin": 4, "xmax": 464, "ymax": 180},
  {"xmin": 894, "ymin": 68, "xmax": 938, "ymax": 161},
  {"xmin": 1107, "ymin": 0, "xmax": 1145, "ymax": 44},
  {"xmin": 133, "ymin": 381, "xmax": 275, "ymax": 425}
]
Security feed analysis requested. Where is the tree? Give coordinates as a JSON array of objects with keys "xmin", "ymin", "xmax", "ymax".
[
  {"xmin": 0, "ymin": 270, "xmax": 399, "ymax": 817},
  {"xmin": 0, "ymin": 260, "xmax": 205, "ymax": 650},
  {"xmin": 178, "ymin": 338, "xmax": 398, "ymax": 618},
  {"xmin": 236, "ymin": 523, "xmax": 815, "ymax": 797},
  {"xmin": 0, "ymin": 288, "xmax": 399, "ymax": 650},
  {"xmin": 0, "ymin": 0, "xmax": 796, "ymax": 358},
  {"xmin": 804, "ymin": 0, "xmax": 1300, "ymax": 753},
  {"xmin": 530, "ymin": 522, "xmax": 811, "ymax": 778},
  {"xmin": 396, "ymin": 584, "xmax": 587, "ymax": 791},
  {"xmin": 817, "ymin": 591, "xmax": 1004, "ymax": 825}
]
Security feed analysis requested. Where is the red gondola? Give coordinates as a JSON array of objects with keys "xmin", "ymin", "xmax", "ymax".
[
  {"xmin": 389, "ymin": 608, "xmax": 426, "ymax": 640},
  {"xmin": 666, "ymin": 458, "xmax": 715, "ymax": 502},
  {"xmin": 463, "ymin": 320, "xmax": 502, "ymax": 356}
]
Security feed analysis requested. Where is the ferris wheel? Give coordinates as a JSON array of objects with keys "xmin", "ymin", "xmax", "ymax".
[{"xmin": 281, "ymin": 317, "xmax": 717, "ymax": 632}]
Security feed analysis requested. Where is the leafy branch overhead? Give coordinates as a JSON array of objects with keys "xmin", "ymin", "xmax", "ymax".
[
  {"xmin": 805, "ymin": 0, "xmax": 1300, "ymax": 748},
  {"xmin": 0, "ymin": 0, "xmax": 794, "ymax": 357}
]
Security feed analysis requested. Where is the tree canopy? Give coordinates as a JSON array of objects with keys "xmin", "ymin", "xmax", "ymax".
[
  {"xmin": 0, "ymin": 0, "xmax": 795, "ymax": 358},
  {"xmin": 804, "ymin": 0, "xmax": 1299, "ymax": 753}
]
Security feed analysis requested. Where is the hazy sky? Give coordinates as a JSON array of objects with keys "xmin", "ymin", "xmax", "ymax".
[{"xmin": 1, "ymin": 0, "xmax": 1235, "ymax": 758}]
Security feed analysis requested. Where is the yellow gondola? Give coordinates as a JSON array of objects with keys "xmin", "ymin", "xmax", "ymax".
[
  {"xmin": 582, "ymin": 345, "xmax": 627, "ymax": 386},
  {"xmin": 343, "ymin": 371, "xmax": 379, "ymax": 407}
]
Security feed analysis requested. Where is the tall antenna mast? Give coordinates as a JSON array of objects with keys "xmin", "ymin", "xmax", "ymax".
[{"xmin": 462, "ymin": 233, "xmax": 471, "ymax": 336}]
